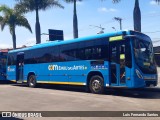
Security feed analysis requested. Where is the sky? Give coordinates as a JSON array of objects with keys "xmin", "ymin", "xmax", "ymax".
[{"xmin": 0, "ymin": 0, "xmax": 160, "ymax": 49}]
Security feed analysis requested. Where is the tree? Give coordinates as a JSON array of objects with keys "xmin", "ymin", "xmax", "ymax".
[
  {"xmin": 111, "ymin": 0, "xmax": 121, "ymax": 3},
  {"xmin": 101, "ymin": 0, "xmax": 120, "ymax": 3},
  {"xmin": 0, "ymin": 5, "xmax": 32, "ymax": 49},
  {"xmin": 133, "ymin": 0, "xmax": 141, "ymax": 32},
  {"xmin": 155, "ymin": 0, "xmax": 160, "ymax": 3},
  {"xmin": 101, "ymin": 0, "xmax": 141, "ymax": 31},
  {"xmin": 102, "ymin": 0, "xmax": 160, "ymax": 32},
  {"xmin": 64, "ymin": 0, "xmax": 83, "ymax": 39},
  {"xmin": 15, "ymin": 0, "xmax": 64, "ymax": 44},
  {"xmin": 111, "ymin": 0, "xmax": 140, "ymax": 32},
  {"xmin": 108, "ymin": 0, "xmax": 141, "ymax": 32}
]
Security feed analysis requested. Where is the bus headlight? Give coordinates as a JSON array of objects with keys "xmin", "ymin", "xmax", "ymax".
[{"xmin": 136, "ymin": 69, "xmax": 143, "ymax": 79}]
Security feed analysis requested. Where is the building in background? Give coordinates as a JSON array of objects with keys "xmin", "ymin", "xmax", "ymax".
[{"xmin": 154, "ymin": 46, "xmax": 160, "ymax": 67}]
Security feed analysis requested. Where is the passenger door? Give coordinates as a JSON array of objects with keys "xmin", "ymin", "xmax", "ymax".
[
  {"xmin": 110, "ymin": 40, "xmax": 131, "ymax": 86},
  {"xmin": 16, "ymin": 52, "xmax": 24, "ymax": 83}
]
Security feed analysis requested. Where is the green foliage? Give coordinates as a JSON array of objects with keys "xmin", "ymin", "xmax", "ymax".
[
  {"xmin": 15, "ymin": 0, "xmax": 64, "ymax": 44},
  {"xmin": 0, "ymin": 5, "xmax": 32, "ymax": 49},
  {"xmin": 15, "ymin": 0, "xmax": 64, "ymax": 13},
  {"xmin": 100, "ymin": 0, "xmax": 121, "ymax": 3},
  {"xmin": 0, "ymin": 5, "xmax": 32, "ymax": 34},
  {"xmin": 64, "ymin": 0, "xmax": 82, "ymax": 3}
]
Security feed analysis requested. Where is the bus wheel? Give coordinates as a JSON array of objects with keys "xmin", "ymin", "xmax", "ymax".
[
  {"xmin": 89, "ymin": 75, "xmax": 104, "ymax": 94},
  {"xmin": 28, "ymin": 75, "xmax": 36, "ymax": 88}
]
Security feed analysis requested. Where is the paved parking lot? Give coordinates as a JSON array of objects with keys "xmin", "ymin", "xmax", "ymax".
[
  {"xmin": 0, "ymin": 67, "xmax": 160, "ymax": 120},
  {"xmin": 0, "ymin": 84, "xmax": 160, "ymax": 120}
]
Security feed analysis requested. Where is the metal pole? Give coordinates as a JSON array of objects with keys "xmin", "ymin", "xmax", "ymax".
[{"xmin": 114, "ymin": 17, "xmax": 122, "ymax": 30}]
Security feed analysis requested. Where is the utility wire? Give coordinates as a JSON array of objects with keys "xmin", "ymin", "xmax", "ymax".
[{"xmin": 144, "ymin": 31, "xmax": 160, "ymax": 34}]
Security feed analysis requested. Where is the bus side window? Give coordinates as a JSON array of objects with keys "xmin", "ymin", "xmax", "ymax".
[
  {"xmin": 85, "ymin": 48, "xmax": 92, "ymax": 59},
  {"xmin": 120, "ymin": 45, "xmax": 125, "ymax": 54},
  {"xmin": 101, "ymin": 45, "xmax": 108, "ymax": 60},
  {"xmin": 92, "ymin": 47, "xmax": 100, "ymax": 59},
  {"xmin": 8, "ymin": 55, "xmax": 14, "ymax": 65},
  {"xmin": 7, "ymin": 56, "xmax": 11, "ymax": 65},
  {"xmin": 52, "ymin": 46, "xmax": 59, "ymax": 62},
  {"xmin": 79, "ymin": 49, "xmax": 84, "ymax": 60},
  {"xmin": 111, "ymin": 45, "xmax": 117, "ymax": 63},
  {"xmin": 42, "ymin": 53, "xmax": 52, "ymax": 62}
]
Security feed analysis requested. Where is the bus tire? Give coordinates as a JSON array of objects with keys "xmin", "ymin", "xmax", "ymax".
[
  {"xmin": 89, "ymin": 75, "xmax": 104, "ymax": 94},
  {"xmin": 28, "ymin": 75, "xmax": 36, "ymax": 88}
]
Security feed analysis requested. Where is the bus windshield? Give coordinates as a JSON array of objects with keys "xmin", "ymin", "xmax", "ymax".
[{"xmin": 133, "ymin": 38, "xmax": 156, "ymax": 74}]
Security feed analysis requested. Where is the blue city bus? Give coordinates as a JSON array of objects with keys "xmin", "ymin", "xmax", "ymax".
[
  {"xmin": 0, "ymin": 51, "xmax": 7, "ymax": 81},
  {"xmin": 6, "ymin": 30, "xmax": 158, "ymax": 94}
]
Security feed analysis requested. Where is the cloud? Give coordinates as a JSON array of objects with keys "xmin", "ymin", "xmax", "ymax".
[
  {"xmin": 150, "ymin": 1, "xmax": 157, "ymax": 5},
  {"xmin": 25, "ymin": 38, "xmax": 36, "ymax": 46},
  {"xmin": 98, "ymin": 7, "xmax": 118, "ymax": 13},
  {"xmin": 76, "ymin": 1, "xmax": 83, "ymax": 6},
  {"xmin": 0, "ymin": 44, "xmax": 12, "ymax": 49},
  {"xmin": 153, "ymin": 42, "xmax": 160, "ymax": 47},
  {"xmin": 148, "ymin": 11, "xmax": 160, "ymax": 17},
  {"xmin": 149, "ymin": 11, "xmax": 157, "ymax": 14}
]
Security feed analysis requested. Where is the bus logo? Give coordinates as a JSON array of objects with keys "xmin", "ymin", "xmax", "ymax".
[
  {"xmin": 48, "ymin": 65, "xmax": 58, "ymax": 70},
  {"xmin": 48, "ymin": 65, "xmax": 87, "ymax": 71}
]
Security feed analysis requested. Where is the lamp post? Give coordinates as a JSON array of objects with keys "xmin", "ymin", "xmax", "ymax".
[
  {"xmin": 89, "ymin": 25, "xmax": 105, "ymax": 34},
  {"xmin": 112, "ymin": 27, "xmax": 116, "ymax": 31},
  {"xmin": 114, "ymin": 17, "xmax": 122, "ymax": 30}
]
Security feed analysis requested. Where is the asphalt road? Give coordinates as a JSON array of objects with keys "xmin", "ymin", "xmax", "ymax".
[
  {"xmin": 0, "ymin": 84, "xmax": 160, "ymax": 120},
  {"xmin": 0, "ymin": 67, "xmax": 159, "ymax": 120}
]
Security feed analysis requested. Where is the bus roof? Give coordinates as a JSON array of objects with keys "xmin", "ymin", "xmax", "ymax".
[{"xmin": 8, "ymin": 30, "xmax": 149, "ymax": 53}]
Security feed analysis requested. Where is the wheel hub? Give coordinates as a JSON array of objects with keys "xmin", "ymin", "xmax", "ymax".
[
  {"xmin": 92, "ymin": 80, "xmax": 101, "ymax": 90},
  {"xmin": 29, "ymin": 77, "xmax": 34, "ymax": 86}
]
